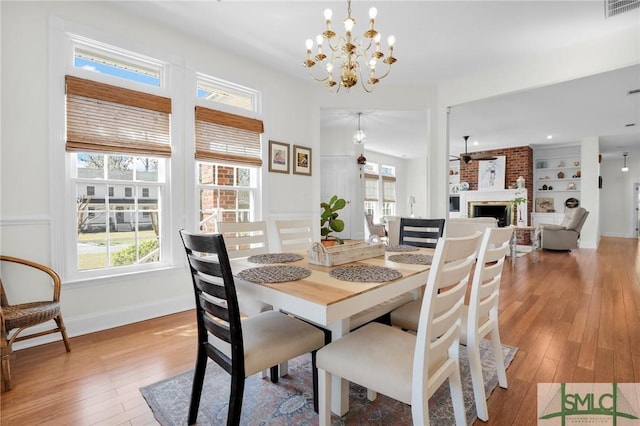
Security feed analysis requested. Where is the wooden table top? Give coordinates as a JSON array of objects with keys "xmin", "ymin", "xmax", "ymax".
[{"xmin": 229, "ymin": 246, "xmax": 433, "ymax": 312}]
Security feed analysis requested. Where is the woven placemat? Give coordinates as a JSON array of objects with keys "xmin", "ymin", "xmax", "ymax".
[
  {"xmin": 385, "ymin": 245, "xmax": 420, "ymax": 252},
  {"xmin": 388, "ymin": 253, "xmax": 433, "ymax": 265},
  {"xmin": 247, "ymin": 253, "xmax": 304, "ymax": 264},
  {"xmin": 237, "ymin": 265, "xmax": 311, "ymax": 283},
  {"xmin": 329, "ymin": 265, "xmax": 402, "ymax": 283}
]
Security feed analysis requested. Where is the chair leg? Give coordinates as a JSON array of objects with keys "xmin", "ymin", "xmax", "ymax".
[
  {"xmin": 270, "ymin": 365, "xmax": 279, "ymax": 383},
  {"xmin": 188, "ymin": 349, "xmax": 208, "ymax": 425},
  {"xmin": 227, "ymin": 369, "xmax": 245, "ymax": 426},
  {"xmin": 312, "ymin": 350, "xmax": 318, "ymax": 413},
  {"xmin": 1, "ymin": 342, "xmax": 11, "ymax": 392},
  {"xmin": 490, "ymin": 328, "xmax": 508, "ymax": 389},
  {"xmin": 467, "ymin": 338, "xmax": 488, "ymax": 422},
  {"xmin": 318, "ymin": 367, "xmax": 331, "ymax": 426},
  {"xmin": 449, "ymin": 364, "xmax": 467, "ymax": 426},
  {"xmin": 55, "ymin": 314, "xmax": 71, "ymax": 352}
]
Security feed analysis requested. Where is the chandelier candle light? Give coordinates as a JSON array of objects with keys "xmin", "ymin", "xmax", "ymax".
[{"xmin": 303, "ymin": 0, "xmax": 397, "ymax": 93}]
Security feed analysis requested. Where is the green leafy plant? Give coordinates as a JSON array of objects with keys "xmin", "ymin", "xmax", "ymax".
[
  {"xmin": 320, "ymin": 195, "xmax": 346, "ymax": 244},
  {"xmin": 511, "ymin": 196, "xmax": 527, "ymax": 223}
]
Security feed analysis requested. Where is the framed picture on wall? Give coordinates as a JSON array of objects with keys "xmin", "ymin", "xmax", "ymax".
[
  {"xmin": 268, "ymin": 140, "xmax": 290, "ymax": 174},
  {"xmin": 292, "ymin": 145, "xmax": 312, "ymax": 176},
  {"xmin": 478, "ymin": 155, "xmax": 506, "ymax": 191}
]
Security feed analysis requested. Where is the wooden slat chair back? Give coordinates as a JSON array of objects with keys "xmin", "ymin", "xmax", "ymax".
[
  {"xmin": 274, "ymin": 219, "xmax": 314, "ymax": 252},
  {"xmin": 217, "ymin": 221, "xmax": 270, "ymax": 259},
  {"xmin": 399, "ymin": 218, "xmax": 446, "ymax": 248},
  {"xmin": 0, "ymin": 255, "xmax": 71, "ymax": 391}
]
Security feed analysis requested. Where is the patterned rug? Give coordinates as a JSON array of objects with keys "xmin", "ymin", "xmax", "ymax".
[{"xmin": 141, "ymin": 339, "xmax": 517, "ymax": 425}]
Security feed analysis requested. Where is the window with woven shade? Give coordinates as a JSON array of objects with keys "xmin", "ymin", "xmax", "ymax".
[
  {"xmin": 65, "ymin": 75, "xmax": 171, "ymax": 157},
  {"xmin": 194, "ymin": 106, "xmax": 263, "ymax": 166},
  {"xmin": 364, "ymin": 174, "xmax": 379, "ymax": 201}
]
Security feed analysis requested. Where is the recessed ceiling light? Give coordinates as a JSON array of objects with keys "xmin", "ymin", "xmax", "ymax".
[
  {"xmin": 546, "ymin": 135, "xmax": 553, "ymax": 140},
  {"xmin": 473, "ymin": 140, "xmax": 479, "ymax": 146}
]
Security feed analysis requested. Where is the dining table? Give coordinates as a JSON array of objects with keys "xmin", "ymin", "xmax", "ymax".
[{"xmin": 229, "ymin": 243, "xmax": 433, "ymax": 416}]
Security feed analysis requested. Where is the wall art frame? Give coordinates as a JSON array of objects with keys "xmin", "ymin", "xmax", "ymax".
[
  {"xmin": 268, "ymin": 140, "xmax": 290, "ymax": 174},
  {"xmin": 292, "ymin": 145, "xmax": 312, "ymax": 176}
]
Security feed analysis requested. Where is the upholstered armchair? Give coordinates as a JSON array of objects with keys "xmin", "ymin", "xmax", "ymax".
[
  {"xmin": 536, "ymin": 207, "xmax": 589, "ymax": 251},
  {"xmin": 364, "ymin": 213, "xmax": 387, "ymax": 240}
]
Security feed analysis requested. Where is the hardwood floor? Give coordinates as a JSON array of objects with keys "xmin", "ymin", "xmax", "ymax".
[{"xmin": 1, "ymin": 236, "xmax": 639, "ymax": 425}]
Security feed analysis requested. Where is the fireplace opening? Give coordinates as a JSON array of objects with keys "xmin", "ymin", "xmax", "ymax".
[{"xmin": 470, "ymin": 202, "xmax": 513, "ymax": 227}]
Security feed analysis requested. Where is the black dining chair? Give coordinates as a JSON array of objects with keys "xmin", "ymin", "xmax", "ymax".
[
  {"xmin": 179, "ymin": 230, "xmax": 327, "ymax": 425},
  {"xmin": 399, "ymin": 218, "xmax": 446, "ymax": 248}
]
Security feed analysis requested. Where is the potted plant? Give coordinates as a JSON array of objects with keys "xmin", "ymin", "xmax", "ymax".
[
  {"xmin": 320, "ymin": 195, "xmax": 346, "ymax": 246},
  {"xmin": 511, "ymin": 196, "xmax": 527, "ymax": 226}
]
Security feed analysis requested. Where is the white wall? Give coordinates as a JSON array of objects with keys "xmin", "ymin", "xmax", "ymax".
[
  {"xmin": 0, "ymin": 1, "xmax": 319, "ymax": 346},
  {"xmin": 600, "ymin": 154, "xmax": 640, "ymax": 238}
]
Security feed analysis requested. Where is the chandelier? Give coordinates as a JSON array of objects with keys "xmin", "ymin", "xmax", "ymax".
[
  {"xmin": 353, "ymin": 112, "xmax": 366, "ymax": 144},
  {"xmin": 303, "ymin": 0, "xmax": 397, "ymax": 93}
]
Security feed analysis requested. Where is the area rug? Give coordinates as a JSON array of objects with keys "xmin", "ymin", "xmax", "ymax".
[{"xmin": 141, "ymin": 339, "xmax": 517, "ymax": 425}]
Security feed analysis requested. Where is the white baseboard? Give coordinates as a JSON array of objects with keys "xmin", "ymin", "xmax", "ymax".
[{"xmin": 12, "ymin": 295, "xmax": 194, "ymax": 351}]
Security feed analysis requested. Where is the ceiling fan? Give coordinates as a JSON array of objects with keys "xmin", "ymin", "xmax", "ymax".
[{"xmin": 450, "ymin": 136, "xmax": 498, "ymax": 164}]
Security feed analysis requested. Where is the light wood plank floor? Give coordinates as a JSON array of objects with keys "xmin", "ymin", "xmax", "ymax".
[{"xmin": 2, "ymin": 236, "xmax": 639, "ymax": 425}]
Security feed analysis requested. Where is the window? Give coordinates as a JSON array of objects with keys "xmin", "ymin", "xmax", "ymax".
[
  {"xmin": 363, "ymin": 162, "xmax": 396, "ymax": 220},
  {"xmin": 73, "ymin": 41, "xmax": 163, "ymax": 88},
  {"xmin": 196, "ymin": 73, "xmax": 259, "ymax": 113},
  {"xmin": 197, "ymin": 163, "xmax": 258, "ymax": 232},
  {"xmin": 65, "ymin": 39, "xmax": 170, "ymax": 276},
  {"xmin": 73, "ymin": 153, "xmax": 164, "ymax": 271},
  {"xmin": 194, "ymin": 75, "xmax": 262, "ymax": 231}
]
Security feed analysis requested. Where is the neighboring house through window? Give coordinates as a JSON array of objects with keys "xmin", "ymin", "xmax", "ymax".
[{"xmin": 65, "ymin": 35, "xmax": 170, "ymax": 277}]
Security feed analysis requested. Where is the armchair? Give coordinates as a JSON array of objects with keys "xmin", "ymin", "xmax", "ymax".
[
  {"xmin": 364, "ymin": 213, "xmax": 387, "ymax": 240},
  {"xmin": 536, "ymin": 207, "xmax": 589, "ymax": 251},
  {"xmin": 1, "ymin": 255, "xmax": 71, "ymax": 391}
]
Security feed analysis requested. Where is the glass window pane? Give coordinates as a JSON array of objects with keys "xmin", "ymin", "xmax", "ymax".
[
  {"xmin": 76, "ymin": 153, "xmax": 105, "ymax": 179},
  {"xmin": 74, "ymin": 46, "xmax": 162, "ymax": 88},
  {"xmin": 107, "ymin": 155, "xmax": 135, "ymax": 180},
  {"xmin": 218, "ymin": 166, "xmax": 235, "ymax": 186},
  {"xmin": 199, "ymin": 163, "xmax": 215, "ymax": 185},
  {"xmin": 236, "ymin": 167, "xmax": 251, "ymax": 187},
  {"xmin": 135, "ymin": 158, "xmax": 159, "ymax": 182}
]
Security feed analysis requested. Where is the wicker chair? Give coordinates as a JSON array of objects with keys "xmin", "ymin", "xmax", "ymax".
[{"xmin": 1, "ymin": 255, "xmax": 71, "ymax": 391}]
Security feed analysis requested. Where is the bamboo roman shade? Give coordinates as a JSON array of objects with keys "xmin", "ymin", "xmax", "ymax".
[
  {"xmin": 382, "ymin": 177, "xmax": 396, "ymax": 202},
  {"xmin": 65, "ymin": 75, "xmax": 172, "ymax": 157},
  {"xmin": 195, "ymin": 106, "xmax": 263, "ymax": 166},
  {"xmin": 365, "ymin": 174, "xmax": 379, "ymax": 201}
]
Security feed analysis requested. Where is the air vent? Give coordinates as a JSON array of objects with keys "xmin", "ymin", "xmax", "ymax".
[
  {"xmin": 605, "ymin": 0, "xmax": 640, "ymax": 17},
  {"xmin": 629, "ymin": 89, "xmax": 640, "ymax": 95}
]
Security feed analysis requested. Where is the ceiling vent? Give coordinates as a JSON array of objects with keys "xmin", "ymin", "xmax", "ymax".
[{"xmin": 605, "ymin": 0, "xmax": 640, "ymax": 17}]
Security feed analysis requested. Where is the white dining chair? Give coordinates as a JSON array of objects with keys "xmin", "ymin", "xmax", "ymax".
[
  {"xmin": 317, "ymin": 233, "xmax": 482, "ymax": 426},
  {"xmin": 390, "ymin": 227, "xmax": 513, "ymax": 422},
  {"xmin": 217, "ymin": 220, "xmax": 270, "ymax": 259},
  {"xmin": 461, "ymin": 226, "xmax": 512, "ymax": 421},
  {"xmin": 217, "ymin": 221, "xmax": 272, "ymax": 316},
  {"xmin": 274, "ymin": 219, "xmax": 314, "ymax": 252}
]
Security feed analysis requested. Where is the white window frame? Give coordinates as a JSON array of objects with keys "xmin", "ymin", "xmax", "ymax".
[
  {"xmin": 50, "ymin": 24, "xmax": 178, "ymax": 283},
  {"xmin": 192, "ymin": 73, "xmax": 263, "ymax": 230}
]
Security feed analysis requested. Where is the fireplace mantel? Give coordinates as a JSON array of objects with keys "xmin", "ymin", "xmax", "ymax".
[{"xmin": 456, "ymin": 189, "xmax": 528, "ymax": 225}]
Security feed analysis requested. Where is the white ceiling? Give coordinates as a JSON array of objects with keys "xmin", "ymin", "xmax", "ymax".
[{"xmin": 116, "ymin": 1, "xmax": 640, "ymax": 159}]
